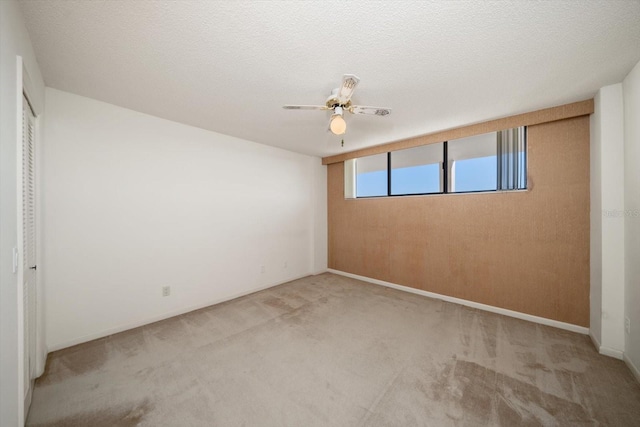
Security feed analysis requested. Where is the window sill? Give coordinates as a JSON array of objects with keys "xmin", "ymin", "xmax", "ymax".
[{"xmin": 346, "ymin": 188, "xmax": 529, "ymax": 200}]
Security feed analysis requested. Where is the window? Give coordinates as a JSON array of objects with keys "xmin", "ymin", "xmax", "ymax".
[
  {"xmin": 448, "ymin": 132, "xmax": 497, "ymax": 193},
  {"xmin": 391, "ymin": 143, "xmax": 443, "ymax": 195},
  {"xmin": 345, "ymin": 127, "xmax": 526, "ymax": 198},
  {"xmin": 355, "ymin": 153, "xmax": 387, "ymax": 197}
]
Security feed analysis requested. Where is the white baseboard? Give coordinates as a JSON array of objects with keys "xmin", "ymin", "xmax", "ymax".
[
  {"xmin": 328, "ymin": 269, "xmax": 590, "ymax": 335},
  {"xmin": 598, "ymin": 346, "xmax": 624, "ymax": 360},
  {"xmin": 587, "ymin": 331, "xmax": 626, "ymax": 361},
  {"xmin": 589, "ymin": 331, "xmax": 601, "ymax": 350},
  {"xmin": 48, "ymin": 273, "xmax": 310, "ymax": 352},
  {"xmin": 624, "ymin": 354, "xmax": 640, "ymax": 383}
]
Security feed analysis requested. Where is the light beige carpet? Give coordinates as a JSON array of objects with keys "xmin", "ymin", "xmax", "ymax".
[{"xmin": 27, "ymin": 273, "xmax": 640, "ymax": 426}]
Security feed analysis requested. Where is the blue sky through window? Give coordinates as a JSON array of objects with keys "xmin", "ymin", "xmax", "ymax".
[
  {"xmin": 356, "ymin": 170, "xmax": 387, "ymax": 197},
  {"xmin": 454, "ymin": 155, "xmax": 497, "ymax": 192},
  {"xmin": 355, "ymin": 154, "xmax": 521, "ymax": 197},
  {"xmin": 356, "ymin": 164, "xmax": 441, "ymax": 196},
  {"xmin": 392, "ymin": 164, "xmax": 440, "ymax": 195}
]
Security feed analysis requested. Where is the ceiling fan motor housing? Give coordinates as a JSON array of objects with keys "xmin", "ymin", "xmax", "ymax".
[{"xmin": 326, "ymin": 89, "xmax": 342, "ymax": 109}]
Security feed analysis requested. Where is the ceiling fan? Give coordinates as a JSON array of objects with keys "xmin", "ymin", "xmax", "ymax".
[{"xmin": 283, "ymin": 74, "xmax": 391, "ymax": 135}]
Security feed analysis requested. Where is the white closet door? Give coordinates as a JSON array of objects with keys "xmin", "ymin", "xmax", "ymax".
[{"xmin": 22, "ymin": 94, "xmax": 37, "ymax": 409}]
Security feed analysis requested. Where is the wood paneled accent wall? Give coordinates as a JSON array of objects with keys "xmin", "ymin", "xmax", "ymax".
[{"xmin": 326, "ymin": 108, "xmax": 591, "ymax": 327}]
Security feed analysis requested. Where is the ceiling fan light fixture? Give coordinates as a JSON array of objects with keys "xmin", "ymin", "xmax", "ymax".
[
  {"xmin": 283, "ymin": 75, "xmax": 390, "ymax": 138},
  {"xmin": 330, "ymin": 107, "xmax": 346, "ymax": 135},
  {"xmin": 330, "ymin": 115, "xmax": 346, "ymax": 135}
]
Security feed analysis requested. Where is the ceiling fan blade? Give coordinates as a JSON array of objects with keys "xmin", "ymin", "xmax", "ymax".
[
  {"xmin": 349, "ymin": 105, "xmax": 391, "ymax": 116},
  {"xmin": 283, "ymin": 105, "xmax": 329, "ymax": 110},
  {"xmin": 337, "ymin": 74, "xmax": 360, "ymax": 103}
]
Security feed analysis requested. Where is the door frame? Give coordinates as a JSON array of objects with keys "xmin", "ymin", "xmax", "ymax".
[{"xmin": 16, "ymin": 56, "xmax": 45, "ymax": 425}]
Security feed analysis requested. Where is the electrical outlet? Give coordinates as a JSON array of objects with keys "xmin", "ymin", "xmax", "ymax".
[
  {"xmin": 283, "ymin": 261, "xmax": 288, "ymax": 269},
  {"xmin": 162, "ymin": 286, "xmax": 171, "ymax": 297},
  {"xmin": 261, "ymin": 265, "xmax": 266, "ymax": 274},
  {"xmin": 625, "ymin": 317, "xmax": 631, "ymax": 334}
]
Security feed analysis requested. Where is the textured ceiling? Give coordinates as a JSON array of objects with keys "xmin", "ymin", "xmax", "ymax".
[{"xmin": 19, "ymin": 0, "xmax": 640, "ymax": 157}]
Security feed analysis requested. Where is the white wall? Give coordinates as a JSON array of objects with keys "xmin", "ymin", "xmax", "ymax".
[
  {"xmin": 311, "ymin": 160, "xmax": 328, "ymax": 275},
  {"xmin": 590, "ymin": 97, "xmax": 603, "ymax": 347},
  {"xmin": 623, "ymin": 60, "xmax": 640, "ymax": 380},
  {"xmin": 590, "ymin": 84, "xmax": 626, "ymax": 358},
  {"xmin": 0, "ymin": 1, "xmax": 46, "ymax": 426},
  {"xmin": 43, "ymin": 88, "xmax": 327, "ymax": 350},
  {"xmin": 591, "ymin": 62, "xmax": 640, "ymax": 380}
]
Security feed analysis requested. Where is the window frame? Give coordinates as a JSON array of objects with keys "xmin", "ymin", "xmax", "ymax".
[{"xmin": 350, "ymin": 127, "xmax": 527, "ymax": 199}]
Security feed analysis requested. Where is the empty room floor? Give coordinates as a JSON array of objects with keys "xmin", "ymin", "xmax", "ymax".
[{"xmin": 27, "ymin": 273, "xmax": 640, "ymax": 426}]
